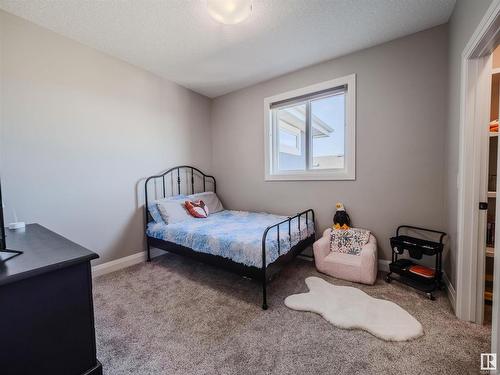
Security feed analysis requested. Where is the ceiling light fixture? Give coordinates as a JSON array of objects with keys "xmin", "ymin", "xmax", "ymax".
[{"xmin": 207, "ymin": 0, "xmax": 252, "ymax": 25}]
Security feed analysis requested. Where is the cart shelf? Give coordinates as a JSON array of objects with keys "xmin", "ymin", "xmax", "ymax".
[{"xmin": 385, "ymin": 225, "xmax": 446, "ymax": 300}]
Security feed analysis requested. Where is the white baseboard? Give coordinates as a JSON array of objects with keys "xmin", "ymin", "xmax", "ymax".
[
  {"xmin": 442, "ymin": 272, "xmax": 456, "ymax": 312},
  {"xmin": 91, "ymin": 247, "xmax": 163, "ymax": 278},
  {"xmin": 378, "ymin": 259, "xmax": 390, "ymax": 272},
  {"xmin": 378, "ymin": 259, "xmax": 456, "ymax": 311}
]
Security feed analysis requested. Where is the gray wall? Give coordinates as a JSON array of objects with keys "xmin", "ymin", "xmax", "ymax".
[
  {"xmin": 2, "ymin": 3, "xmax": 490, "ymax": 281},
  {"xmin": 445, "ymin": 0, "xmax": 493, "ymax": 287},
  {"xmin": 0, "ymin": 11, "xmax": 212, "ymax": 264},
  {"xmin": 211, "ymin": 26, "xmax": 448, "ymax": 263}
]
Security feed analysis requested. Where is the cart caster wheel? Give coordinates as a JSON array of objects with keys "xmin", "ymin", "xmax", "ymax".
[
  {"xmin": 427, "ymin": 293, "xmax": 435, "ymax": 301},
  {"xmin": 384, "ymin": 275, "xmax": 392, "ymax": 283}
]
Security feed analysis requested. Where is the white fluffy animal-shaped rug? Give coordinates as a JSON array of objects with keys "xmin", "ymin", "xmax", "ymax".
[{"xmin": 284, "ymin": 277, "xmax": 423, "ymax": 341}]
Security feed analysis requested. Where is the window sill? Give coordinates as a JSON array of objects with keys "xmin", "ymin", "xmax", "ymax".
[{"xmin": 265, "ymin": 171, "xmax": 355, "ymax": 181}]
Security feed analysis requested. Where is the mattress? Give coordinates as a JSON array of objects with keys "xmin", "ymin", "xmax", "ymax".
[{"xmin": 146, "ymin": 210, "xmax": 314, "ymax": 267}]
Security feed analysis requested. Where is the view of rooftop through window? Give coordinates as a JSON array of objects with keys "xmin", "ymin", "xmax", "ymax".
[
  {"xmin": 277, "ymin": 92, "xmax": 345, "ymax": 171},
  {"xmin": 311, "ymin": 93, "xmax": 345, "ymax": 169}
]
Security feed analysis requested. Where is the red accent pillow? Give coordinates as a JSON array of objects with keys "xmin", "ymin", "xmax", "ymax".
[{"xmin": 184, "ymin": 200, "xmax": 209, "ymax": 218}]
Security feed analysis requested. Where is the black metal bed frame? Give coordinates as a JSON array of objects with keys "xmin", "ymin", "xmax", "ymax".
[{"xmin": 144, "ymin": 166, "xmax": 316, "ymax": 309}]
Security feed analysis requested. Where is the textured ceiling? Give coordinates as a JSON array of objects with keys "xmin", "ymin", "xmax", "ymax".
[{"xmin": 0, "ymin": 0, "xmax": 456, "ymax": 98}]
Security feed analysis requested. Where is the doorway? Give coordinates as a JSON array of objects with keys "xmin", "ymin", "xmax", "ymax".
[
  {"xmin": 456, "ymin": 0, "xmax": 500, "ymax": 359},
  {"xmin": 484, "ymin": 48, "xmax": 500, "ymax": 325}
]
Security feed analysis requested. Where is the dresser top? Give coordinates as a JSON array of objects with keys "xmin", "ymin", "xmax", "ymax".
[{"xmin": 0, "ymin": 224, "xmax": 98, "ymax": 286}]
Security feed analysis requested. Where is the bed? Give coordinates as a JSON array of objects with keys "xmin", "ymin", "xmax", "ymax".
[{"xmin": 144, "ymin": 166, "xmax": 316, "ymax": 309}]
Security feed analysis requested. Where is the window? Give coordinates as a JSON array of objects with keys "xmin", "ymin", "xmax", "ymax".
[{"xmin": 264, "ymin": 74, "xmax": 355, "ymax": 180}]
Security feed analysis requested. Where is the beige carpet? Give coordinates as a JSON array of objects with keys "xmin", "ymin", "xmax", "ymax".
[{"xmin": 93, "ymin": 252, "xmax": 490, "ymax": 375}]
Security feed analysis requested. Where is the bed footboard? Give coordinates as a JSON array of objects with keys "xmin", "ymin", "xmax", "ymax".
[{"xmin": 261, "ymin": 209, "xmax": 315, "ymax": 310}]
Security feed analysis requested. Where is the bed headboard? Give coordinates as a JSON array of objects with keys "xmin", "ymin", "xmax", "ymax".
[{"xmin": 144, "ymin": 165, "xmax": 216, "ymax": 222}]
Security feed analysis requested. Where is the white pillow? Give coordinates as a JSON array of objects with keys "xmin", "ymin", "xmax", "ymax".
[
  {"xmin": 149, "ymin": 195, "xmax": 185, "ymax": 223},
  {"xmin": 157, "ymin": 199, "xmax": 191, "ymax": 224},
  {"xmin": 186, "ymin": 191, "xmax": 224, "ymax": 213}
]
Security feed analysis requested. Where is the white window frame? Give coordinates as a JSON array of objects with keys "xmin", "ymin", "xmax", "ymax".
[{"xmin": 264, "ymin": 74, "xmax": 356, "ymax": 181}]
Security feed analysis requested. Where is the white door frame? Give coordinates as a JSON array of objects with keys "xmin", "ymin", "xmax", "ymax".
[
  {"xmin": 475, "ymin": 53, "xmax": 492, "ymax": 327},
  {"xmin": 457, "ymin": 0, "xmax": 500, "ymax": 356}
]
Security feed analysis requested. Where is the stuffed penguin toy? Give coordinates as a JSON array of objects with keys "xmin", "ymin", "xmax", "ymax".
[{"xmin": 333, "ymin": 202, "xmax": 351, "ymax": 230}]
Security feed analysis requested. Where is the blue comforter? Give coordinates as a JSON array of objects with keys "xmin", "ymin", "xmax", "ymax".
[{"xmin": 147, "ymin": 210, "xmax": 314, "ymax": 267}]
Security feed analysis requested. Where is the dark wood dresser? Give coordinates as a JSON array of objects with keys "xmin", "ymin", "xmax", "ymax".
[{"xmin": 0, "ymin": 224, "xmax": 102, "ymax": 375}]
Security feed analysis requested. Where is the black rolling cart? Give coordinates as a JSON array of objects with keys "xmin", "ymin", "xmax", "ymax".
[{"xmin": 384, "ymin": 225, "xmax": 446, "ymax": 300}]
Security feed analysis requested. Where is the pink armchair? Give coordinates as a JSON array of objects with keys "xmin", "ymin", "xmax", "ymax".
[{"xmin": 313, "ymin": 228, "xmax": 378, "ymax": 285}]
